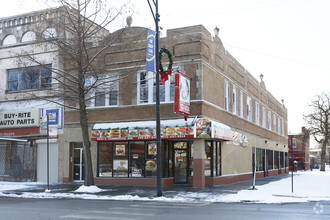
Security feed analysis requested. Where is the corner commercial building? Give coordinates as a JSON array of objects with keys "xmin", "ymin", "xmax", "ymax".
[{"xmin": 0, "ymin": 8, "xmax": 288, "ymax": 188}]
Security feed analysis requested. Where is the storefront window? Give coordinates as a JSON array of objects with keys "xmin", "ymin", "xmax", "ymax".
[
  {"xmin": 285, "ymin": 152, "xmax": 288, "ymax": 167},
  {"xmin": 280, "ymin": 152, "xmax": 284, "ymax": 169},
  {"xmin": 145, "ymin": 142, "xmax": 157, "ymax": 177},
  {"xmin": 98, "ymin": 142, "xmax": 112, "ymax": 177},
  {"xmin": 189, "ymin": 143, "xmax": 194, "ymax": 176},
  {"xmin": 129, "ymin": 142, "xmax": 145, "ymax": 177},
  {"xmin": 266, "ymin": 150, "xmax": 273, "ymax": 170},
  {"xmin": 205, "ymin": 142, "xmax": 212, "ymax": 177},
  {"xmin": 113, "ymin": 142, "xmax": 129, "ymax": 177},
  {"xmin": 256, "ymin": 148, "xmax": 265, "ymax": 172},
  {"xmin": 274, "ymin": 151, "xmax": 279, "ymax": 169},
  {"xmin": 216, "ymin": 142, "xmax": 221, "ymax": 176}
]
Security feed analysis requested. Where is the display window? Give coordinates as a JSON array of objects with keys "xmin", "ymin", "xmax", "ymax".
[
  {"xmin": 204, "ymin": 142, "xmax": 212, "ymax": 177},
  {"xmin": 98, "ymin": 142, "xmax": 112, "ymax": 177},
  {"xmin": 274, "ymin": 151, "xmax": 279, "ymax": 169},
  {"xmin": 113, "ymin": 142, "xmax": 128, "ymax": 177},
  {"xmin": 204, "ymin": 141, "xmax": 221, "ymax": 177},
  {"xmin": 145, "ymin": 142, "xmax": 157, "ymax": 177},
  {"xmin": 129, "ymin": 142, "xmax": 145, "ymax": 177},
  {"xmin": 267, "ymin": 150, "xmax": 273, "ymax": 170},
  {"xmin": 256, "ymin": 148, "xmax": 265, "ymax": 172}
]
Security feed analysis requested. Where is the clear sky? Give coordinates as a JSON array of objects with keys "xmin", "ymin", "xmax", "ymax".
[{"xmin": 1, "ymin": 0, "xmax": 330, "ymax": 136}]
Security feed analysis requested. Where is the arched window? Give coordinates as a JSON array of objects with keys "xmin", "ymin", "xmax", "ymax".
[
  {"xmin": 21, "ymin": 31, "xmax": 36, "ymax": 43},
  {"xmin": 42, "ymin": 28, "xmax": 57, "ymax": 39},
  {"xmin": 2, "ymin": 34, "xmax": 17, "ymax": 45}
]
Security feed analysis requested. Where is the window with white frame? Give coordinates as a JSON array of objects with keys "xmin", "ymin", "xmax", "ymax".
[
  {"xmin": 232, "ymin": 86, "xmax": 237, "ymax": 114},
  {"xmin": 224, "ymin": 81, "xmax": 229, "ymax": 111},
  {"xmin": 262, "ymin": 106, "xmax": 267, "ymax": 128},
  {"xmin": 85, "ymin": 74, "xmax": 119, "ymax": 107},
  {"xmin": 137, "ymin": 71, "xmax": 175, "ymax": 104},
  {"xmin": 268, "ymin": 111, "xmax": 272, "ymax": 131},
  {"xmin": 240, "ymin": 91, "xmax": 244, "ymax": 118},
  {"xmin": 278, "ymin": 117, "xmax": 281, "ymax": 135},
  {"xmin": 255, "ymin": 102, "xmax": 260, "ymax": 125},
  {"xmin": 246, "ymin": 96, "xmax": 252, "ymax": 121},
  {"xmin": 273, "ymin": 114, "xmax": 277, "ymax": 133},
  {"xmin": 282, "ymin": 119, "xmax": 285, "ymax": 136}
]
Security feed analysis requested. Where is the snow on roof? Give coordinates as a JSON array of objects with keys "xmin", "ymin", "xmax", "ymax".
[{"xmin": 0, "ymin": 137, "xmax": 28, "ymax": 142}]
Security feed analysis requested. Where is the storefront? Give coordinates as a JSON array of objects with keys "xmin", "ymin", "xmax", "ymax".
[{"xmin": 91, "ymin": 118, "xmax": 248, "ymax": 187}]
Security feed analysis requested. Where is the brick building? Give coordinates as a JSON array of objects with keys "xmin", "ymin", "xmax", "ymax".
[
  {"xmin": 289, "ymin": 127, "xmax": 310, "ymax": 170},
  {"xmin": 63, "ymin": 25, "xmax": 288, "ymax": 187},
  {"xmin": 0, "ymin": 7, "xmax": 288, "ymax": 187}
]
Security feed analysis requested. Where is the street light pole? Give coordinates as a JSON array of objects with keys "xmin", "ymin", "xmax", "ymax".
[{"xmin": 147, "ymin": 0, "xmax": 162, "ymax": 197}]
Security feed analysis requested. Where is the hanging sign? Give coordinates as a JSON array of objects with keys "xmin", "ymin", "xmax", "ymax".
[
  {"xmin": 174, "ymin": 72, "xmax": 191, "ymax": 120},
  {"xmin": 146, "ymin": 29, "xmax": 155, "ymax": 72}
]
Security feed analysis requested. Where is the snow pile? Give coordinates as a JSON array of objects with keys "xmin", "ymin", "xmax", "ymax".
[{"xmin": 74, "ymin": 185, "xmax": 104, "ymax": 193}]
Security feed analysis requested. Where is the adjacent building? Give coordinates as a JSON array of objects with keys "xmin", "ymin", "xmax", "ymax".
[
  {"xmin": 0, "ymin": 8, "xmax": 288, "ymax": 188},
  {"xmin": 288, "ymin": 127, "xmax": 310, "ymax": 170}
]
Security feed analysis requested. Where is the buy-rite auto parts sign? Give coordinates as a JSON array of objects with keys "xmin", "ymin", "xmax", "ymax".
[{"xmin": 0, "ymin": 110, "xmax": 40, "ymax": 128}]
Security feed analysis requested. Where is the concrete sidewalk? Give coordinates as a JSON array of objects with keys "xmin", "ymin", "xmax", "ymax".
[{"xmin": 6, "ymin": 173, "xmax": 291, "ymax": 198}]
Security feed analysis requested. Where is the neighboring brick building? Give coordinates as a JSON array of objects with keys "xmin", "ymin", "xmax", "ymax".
[{"xmin": 288, "ymin": 127, "xmax": 310, "ymax": 170}]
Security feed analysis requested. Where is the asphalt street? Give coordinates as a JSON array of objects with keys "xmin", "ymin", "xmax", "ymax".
[{"xmin": 0, "ymin": 197, "xmax": 329, "ymax": 220}]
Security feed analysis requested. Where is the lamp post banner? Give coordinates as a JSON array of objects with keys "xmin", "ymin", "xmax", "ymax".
[{"xmin": 146, "ymin": 29, "xmax": 155, "ymax": 72}]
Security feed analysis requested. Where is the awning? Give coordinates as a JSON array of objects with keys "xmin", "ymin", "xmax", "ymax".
[
  {"xmin": 92, "ymin": 117, "xmax": 247, "ymax": 145},
  {"xmin": 0, "ymin": 137, "xmax": 28, "ymax": 142}
]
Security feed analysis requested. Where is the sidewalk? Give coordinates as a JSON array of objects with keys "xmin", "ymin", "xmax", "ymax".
[{"xmin": 2, "ymin": 173, "xmax": 291, "ymax": 199}]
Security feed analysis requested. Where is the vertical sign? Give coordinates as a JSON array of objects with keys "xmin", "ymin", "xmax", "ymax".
[
  {"xmin": 174, "ymin": 72, "xmax": 191, "ymax": 119},
  {"xmin": 146, "ymin": 29, "xmax": 155, "ymax": 72}
]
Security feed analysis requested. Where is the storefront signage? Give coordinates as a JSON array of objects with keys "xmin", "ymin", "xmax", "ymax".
[
  {"xmin": 0, "ymin": 110, "xmax": 40, "ymax": 129},
  {"xmin": 174, "ymin": 72, "xmax": 191, "ymax": 119},
  {"xmin": 195, "ymin": 118, "xmax": 212, "ymax": 138},
  {"xmin": 132, "ymin": 169, "xmax": 142, "ymax": 177},
  {"xmin": 91, "ymin": 126, "xmax": 194, "ymax": 141}
]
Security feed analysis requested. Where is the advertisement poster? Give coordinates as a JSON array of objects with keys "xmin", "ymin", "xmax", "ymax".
[
  {"xmin": 195, "ymin": 118, "xmax": 212, "ymax": 138},
  {"xmin": 113, "ymin": 160, "xmax": 128, "ymax": 171},
  {"xmin": 132, "ymin": 169, "xmax": 142, "ymax": 177},
  {"xmin": 148, "ymin": 143, "xmax": 157, "ymax": 155},
  {"xmin": 145, "ymin": 160, "xmax": 157, "ymax": 171},
  {"xmin": 115, "ymin": 145, "xmax": 126, "ymax": 156}
]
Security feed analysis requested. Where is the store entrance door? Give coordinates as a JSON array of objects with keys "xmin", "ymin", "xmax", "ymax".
[
  {"xmin": 73, "ymin": 147, "xmax": 84, "ymax": 181},
  {"xmin": 174, "ymin": 142, "xmax": 188, "ymax": 184}
]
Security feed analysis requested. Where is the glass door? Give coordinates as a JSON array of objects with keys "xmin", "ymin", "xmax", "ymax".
[
  {"xmin": 174, "ymin": 142, "xmax": 188, "ymax": 184},
  {"xmin": 73, "ymin": 148, "xmax": 84, "ymax": 181}
]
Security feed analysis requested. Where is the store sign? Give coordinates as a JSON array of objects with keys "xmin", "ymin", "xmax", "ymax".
[
  {"xmin": 91, "ymin": 126, "xmax": 194, "ymax": 141},
  {"xmin": 0, "ymin": 110, "xmax": 40, "ymax": 129},
  {"xmin": 174, "ymin": 72, "xmax": 191, "ymax": 119}
]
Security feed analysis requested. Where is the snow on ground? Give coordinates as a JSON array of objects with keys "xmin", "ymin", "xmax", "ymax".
[{"xmin": 0, "ymin": 168, "xmax": 330, "ymax": 204}]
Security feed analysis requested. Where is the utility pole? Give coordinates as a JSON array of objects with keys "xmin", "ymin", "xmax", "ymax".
[{"xmin": 147, "ymin": 0, "xmax": 162, "ymax": 197}]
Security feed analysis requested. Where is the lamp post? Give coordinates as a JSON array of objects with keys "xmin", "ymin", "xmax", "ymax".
[{"xmin": 147, "ymin": 0, "xmax": 162, "ymax": 197}]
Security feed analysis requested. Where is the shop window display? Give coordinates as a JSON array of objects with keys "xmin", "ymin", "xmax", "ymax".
[
  {"xmin": 267, "ymin": 150, "xmax": 273, "ymax": 170},
  {"xmin": 256, "ymin": 148, "xmax": 265, "ymax": 172},
  {"xmin": 98, "ymin": 142, "xmax": 112, "ymax": 176},
  {"xmin": 113, "ymin": 143, "xmax": 129, "ymax": 177},
  {"xmin": 129, "ymin": 142, "xmax": 145, "ymax": 177}
]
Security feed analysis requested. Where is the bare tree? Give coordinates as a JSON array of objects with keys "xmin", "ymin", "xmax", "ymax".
[
  {"xmin": 16, "ymin": 0, "xmax": 132, "ymax": 186},
  {"xmin": 304, "ymin": 93, "xmax": 330, "ymax": 171}
]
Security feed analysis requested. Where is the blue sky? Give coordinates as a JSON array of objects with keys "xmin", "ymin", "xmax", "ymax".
[{"xmin": 2, "ymin": 0, "xmax": 329, "ymax": 137}]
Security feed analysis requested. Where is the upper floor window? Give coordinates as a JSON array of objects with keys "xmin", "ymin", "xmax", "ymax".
[
  {"xmin": 240, "ymin": 91, "xmax": 244, "ymax": 118},
  {"xmin": 232, "ymin": 86, "xmax": 237, "ymax": 114},
  {"xmin": 224, "ymin": 81, "xmax": 229, "ymax": 111},
  {"xmin": 8, "ymin": 65, "xmax": 52, "ymax": 91},
  {"xmin": 137, "ymin": 71, "xmax": 175, "ymax": 104},
  {"xmin": 282, "ymin": 119, "xmax": 285, "ymax": 136},
  {"xmin": 247, "ymin": 96, "xmax": 252, "ymax": 122},
  {"xmin": 85, "ymin": 74, "xmax": 119, "ymax": 107},
  {"xmin": 273, "ymin": 114, "xmax": 277, "ymax": 133},
  {"xmin": 268, "ymin": 111, "xmax": 272, "ymax": 131},
  {"xmin": 255, "ymin": 102, "xmax": 260, "ymax": 125},
  {"xmin": 262, "ymin": 106, "xmax": 267, "ymax": 128},
  {"xmin": 278, "ymin": 117, "xmax": 281, "ymax": 135}
]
